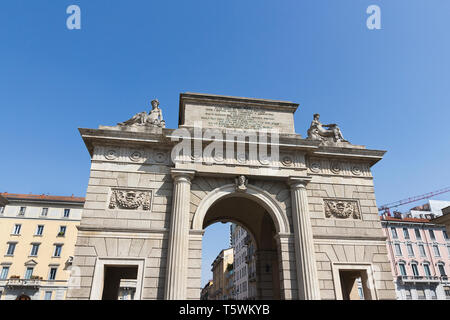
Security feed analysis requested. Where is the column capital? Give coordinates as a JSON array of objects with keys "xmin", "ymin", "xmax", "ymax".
[
  {"xmin": 287, "ymin": 176, "xmax": 312, "ymax": 189},
  {"xmin": 171, "ymin": 169, "xmax": 196, "ymax": 183}
]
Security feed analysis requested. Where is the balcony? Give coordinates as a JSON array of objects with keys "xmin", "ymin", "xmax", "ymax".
[
  {"xmin": 397, "ymin": 275, "xmax": 440, "ymax": 283},
  {"xmin": 248, "ymin": 272, "xmax": 257, "ymax": 282},
  {"xmin": 6, "ymin": 278, "xmax": 41, "ymax": 289}
]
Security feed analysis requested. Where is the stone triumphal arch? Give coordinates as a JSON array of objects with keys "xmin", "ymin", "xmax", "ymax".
[{"xmin": 67, "ymin": 93, "xmax": 396, "ymax": 300}]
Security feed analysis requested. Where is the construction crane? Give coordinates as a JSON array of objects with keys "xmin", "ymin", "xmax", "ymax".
[{"xmin": 378, "ymin": 186, "xmax": 450, "ymax": 216}]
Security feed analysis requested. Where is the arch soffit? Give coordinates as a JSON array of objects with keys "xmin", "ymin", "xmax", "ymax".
[{"xmin": 192, "ymin": 183, "xmax": 290, "ymax": 234}]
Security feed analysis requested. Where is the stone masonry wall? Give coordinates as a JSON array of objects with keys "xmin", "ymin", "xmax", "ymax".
[
  {"xmin": 306, "ymin": 169, "xmax": 396, "ymax": 300},
  {"xmin": 67, "ymin": 145, "xmax": 174, "ymax": 300}
]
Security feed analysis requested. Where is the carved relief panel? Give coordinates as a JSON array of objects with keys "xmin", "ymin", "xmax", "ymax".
[
  {"xmin": 108, "ymin": 188, "xmax": 153, "ymax": 211},
  {"xmin": 324, "ymin": 199, "xmax": 361, "ymax": 219}
]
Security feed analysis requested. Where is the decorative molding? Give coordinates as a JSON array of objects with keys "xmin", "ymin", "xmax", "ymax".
[
  {"xmin": 129, "ymin": 150, "xmax": 143, "ymax": 162},
  {"xmin": 351, "ymin": 165, "xmax": 362, "ymax": 176},
  {"xmin": 153, "ymin": 150, "xmax": 168, "ymax": 163},
  {"xmin": 108, "ymin": 188, "xmax": 153, "ymax": 211},
  {"xmin": 235, "ymin": 175, "xmax": 248, "ymax": 192},
  {"xmin": 96, "ymin": 146, "xmax": 172, "ymax": 166},
  {"xmin": 281, "ymin": 155, "xmax": 294, "ymax": 167},
  {"xmin": 324, "ymin": 199, "xmax": 361, "ymax": 219},
  {"xmin": 310, "ymin": 161, "xmax": 321, "ymax": 173},
  {"xmin": 330, "ymin": 162, "xmax": 341, "ymax": 174},
  {"xmin": 104, "ymin": 149, "xmax": 118, "ymax": 160},
  {"xmin": 307, "ymin": 158, "xmax": 372, "ymax": 177}
]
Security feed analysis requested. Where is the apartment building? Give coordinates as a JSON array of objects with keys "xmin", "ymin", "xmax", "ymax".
[
  {"xmin": 0, "ymin": 193, "xmax": 84, "ymax": 300},
  {"xmin": 200, "ymin": 280, "xmax": 213, "ymax": 300},
  {"xmin": 210, "ymin": 248, "xmax": 233, "ymax": 300},
  {"xmin": 230, "ymin": 223, "xmax": 257, "ymax": 300},
  {"xmin": 381, "ymin": 215, "xmax": 450, "ymax": 300}
]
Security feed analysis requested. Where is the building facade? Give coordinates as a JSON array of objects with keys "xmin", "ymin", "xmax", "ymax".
[
  {"xmin": 0, "ymin": 193, "xmax": 84, "ymax": 300},
  {"xmin": 433, "ymin": 206, "xmax": 450, "ymax": 235},
  {"xmin": 409, "ymin": 200, "xmax": 450, "ymax": 219},
  {"xmin": 200, "ymin": 279, "xmax": 213, "ymax": 300},
  {"xmin": 210, "ymin": 248, "xmax": 233, "ymax": 300},
  {"xmin": 230, "ymin": 223, "xmax": 256, "ymax": 300},
  {"xmin": 381, "ymin": 215, "xmax": 450, "ymax": 300},
  {"xmin": 67, "ymin": 92, "xmax": 396, "ymax": 300}
]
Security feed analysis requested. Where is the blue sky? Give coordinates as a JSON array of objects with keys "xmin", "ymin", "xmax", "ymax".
[{"xmin": 1, "ymin": 1, "xmax": 449, "ymax": 287}]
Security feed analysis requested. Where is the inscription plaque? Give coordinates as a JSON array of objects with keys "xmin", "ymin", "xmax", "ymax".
[
  {"xmin": 180, "ymin": 93, "xmax": 298, "ymax": 134},
  {"xmin": 200, "ymin": 105, "xmax": 281, "ymax": 130}
]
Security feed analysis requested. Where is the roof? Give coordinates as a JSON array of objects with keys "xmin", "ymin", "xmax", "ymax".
[
  {"xmin": 0, "ymin": 194, "xmax": 8, "ymax": 206},
  {"xmin": 380, "ymin": 216, "xmax": 430, "ymax": 223},
  {"xmin": 432, "ymin": 207, "xmax": 450, "ymax": 224},
  {"xmin": 1, "ymin": 193, "xmax": 85, "ymax": 204},
  {"xmin": 442, "ymin": 206, "xmax": 450, "ymax": 215}
]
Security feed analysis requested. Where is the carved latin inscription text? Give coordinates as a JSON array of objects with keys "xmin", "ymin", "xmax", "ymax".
[
  {"xmin": 201, "ymin": 105, "xmax": 280, "ymax": 130},
  {"xmin": 109, "ymin": 189, "xmax": 152, "ymax": 211},
  {"xmin": 324, "ymin": 199, "xmax": 361, "ymax": 219}
]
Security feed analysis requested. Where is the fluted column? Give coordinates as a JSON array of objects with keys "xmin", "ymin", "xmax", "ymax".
[
  {"xmin": 164, "ymin": 169, "xmax": 195, "ymax": 300},
  {"xmin": 288, "ymin": 177, "xmax": 320, "ymax": 300}
]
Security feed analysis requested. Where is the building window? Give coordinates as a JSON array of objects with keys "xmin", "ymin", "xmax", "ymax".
[
  {"xmin": 430, "ymin": 289, "xmax": 437, "ymax": 300},
  {"xmin": 63, "ymin": 209, "xmax": 70, "ymax": 218},
  {"xmin": 12, "ymin": 224, "xmax": 21, "ymax": 235},
  {"xmin": 41, "ymin": 208, "xmax": 48, "ymax": 217},
  {"xmin": 35, "ymin": 225, "xmax": 44, "ymax": 236},
  {"xmin": 18, "ymin": 207, "xmax": 26, "ymax": 216},
  {"xmin": 58, "ymin": 226, "xmax": 67, "ymax": 237},
  {"xmin": 417, "ymin": 288, "xmax": 426, "ymax": 300},
  {"xmin": 53, "ymin": 244, "xmax": 62, "ymax": 257},
  {"xmin": 6, "ymin": 243, "xmax": 16, "ymax": 256},
  {"xmin": 407, "ymin": 244, "xmax": 414, "ymax": 257},
  {"xmin": 30, "ymin": 244, "xmax": 40, "ymax": 257},
  {"xmin": 429, "ymin": 230, "xmax": 436, "ymax": 240},
  {"xmin": 423, "ymin": 264, "xmax": 431, "ymax": 277},
  {"xmin": 399, "ymin": 263, "xmax": 407, "ymax": 276},
  {"xmin": 419, "ymin": 244, "xmax": 426, "ymax": 257},
  {"xmin": 0, "ymin": 267, "xmax": 9, "ymax": 280},
  {"xmin": 433, "ymin": 245, "xmax": 440, "ymax": 257},
  {"xmin": 444, "ymin": 286, "xmax": 450, "ymax": 299},
  {"xmin": 438, "ymin": 264, "xmax": 447, "ymax": 277},
  {"xmin": 415, "ymin": 228, "xmax": 421, "ymax": 240},
  {"xmin": 24, "ymin": 267, "xmax": 34, "ymax": 280},
  {"xmin": 444, "ymin": 230, "xmax": 449, "ymax": 240},
  {"xmin": 394, "ymin": 243, "xmax": 402, "ymax": 256},
  {"xmin": 391, "ymin": 227, "xmax": 398, "ymax": 239},
  {"xmin": 44, "ymin": 291, "xmax": 53, "ymax": 300},
  {"xmin": 403, "ymin": 228, "xmax": 410, "ymax": 239},
  {"xmin": 48, "ymin": 268, "xmax": 57, "ymax": 280},
  {"xmin": 411, "ymin": 263, "xmax": 419, "ymax": 277},
  {"xmin": 405, "ymin": 289, "xmax": 412, "ymax": 300}
]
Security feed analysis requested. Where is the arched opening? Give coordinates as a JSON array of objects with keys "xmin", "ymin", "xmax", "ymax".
[
  {"xmin": 16, "ymin": 294, "xmax": 31, "ymax": 300},
  {"xmin": 200, "ymin": 195, "xmax": 281, "ymax": 300}
]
